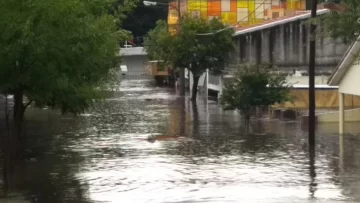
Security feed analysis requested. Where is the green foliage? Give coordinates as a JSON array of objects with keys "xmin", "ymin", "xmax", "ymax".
[
  {"xmin": 143, "ymin": 20, "xmax": 173, "ymax": 62},
  {"xmin": 112, "ymin": 0, "xmax": 140, "ymax": 26},
  {"xmin": 121, "ymin": 0, "xmax": 169, "ymax": 39},
  {"xmin": 0, "ymin": 0, "xmax": 130, "ymax": 114},
  {"xmin": 144, "ymin": 15, "xmax": 234, "ymax": 100},
  {"xmin": 220, "ymin": 64, "xmax": 292, "ymax": 120},
  {"xmin": 144, "ymin": 15, "xmax": 234, "ymax": 75},
  {"xmin": 310, "ymin": 0, "xmax": 360, "ymax": 43}
]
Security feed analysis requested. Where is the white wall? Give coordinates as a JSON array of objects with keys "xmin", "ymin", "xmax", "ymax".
[
  {"xmin": 339, "ymin": 56, "xmax": 360, "ymax": 96},
  {"xmin": 206, "ymin": 74, "xmax": 330, "ymax": 94},
  {"xmin": 286, "ymin": 76, "xmax": 329, "ymax": 85},
  {"xmin": 317, "ymin": 108, "xmax": 360, "ymax": 123},
  {"xmin": 121, "ymin": 55, "xmax": 149, "ymax": 76},
  {"xmin": 119, "ymin": 47, "xmax": 147, "ymax": 56}
]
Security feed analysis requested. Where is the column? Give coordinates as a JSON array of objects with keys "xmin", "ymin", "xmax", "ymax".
[
  {"xmin": 189, "ymin": 70, "xmax": 193, "ymax": 93},
  {"xmin": 269, "ymin": 28, "xmax": 274, "ymax": 64},
  {"xmin": 339, "ymin": 132, "xmax": 344, "ymax": 172},
  {"xmin": 255, "ymin": 31, "xmax": 262, "ymax": 64},
  {"xmin": 218, "ymin": 74, "xmax": 223, "ymax": 101},
  {"xmin": 206, "ymin": 69, "xmax": 209, "ymax": 99},
  {"xmin": 339, "ymin": 92, "xmax": 344, "ymax": 135}
]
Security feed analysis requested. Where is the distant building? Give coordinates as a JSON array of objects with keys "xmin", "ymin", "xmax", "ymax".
[{"xmin": 167, "ymin": 0, "xmax": 309, "ymax": 31}]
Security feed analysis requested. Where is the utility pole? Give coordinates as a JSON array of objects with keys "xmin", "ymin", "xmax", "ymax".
[{"xmin": 308, "ymin": 0, "xmax": 317, "ymax": 146}]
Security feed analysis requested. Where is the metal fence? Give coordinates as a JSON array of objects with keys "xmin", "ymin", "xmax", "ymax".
[{"xmin": 121, "ymin": 55, "xmax": 152, "ymax": 79}]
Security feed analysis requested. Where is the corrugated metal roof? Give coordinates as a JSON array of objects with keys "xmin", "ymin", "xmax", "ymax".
[{"xmin": 233, "ymin": 9, "xmax": 330, "ymax": 37}]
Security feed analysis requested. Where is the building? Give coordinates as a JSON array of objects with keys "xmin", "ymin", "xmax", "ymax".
[
  {"xmin": 327, "ymin": 38, "xmax": 360, "ymax": 134},
  {"xmin": 167, "ymin": 0, "xmax": 309, "ymax": 32}
]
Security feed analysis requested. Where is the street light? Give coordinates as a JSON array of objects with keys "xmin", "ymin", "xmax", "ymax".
[
  {"xmin": 143, "ymin": 0, "xmax": 157, "ymax": 6},
  {"xmin": 143, "ymin": 1, "xmax": 179, "ymax": 15},
  {"xmin": 143, "ymin": 0, "xmax": 185, "ymax": 96}
]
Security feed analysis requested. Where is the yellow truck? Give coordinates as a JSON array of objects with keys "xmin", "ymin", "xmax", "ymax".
[
  {"xmin": 145, "ymin": 60, "xmax": 176, "ymax": 86},
  {"xmin": 145, "ymin": 60, "xmax": 169, "ymax": 76}
]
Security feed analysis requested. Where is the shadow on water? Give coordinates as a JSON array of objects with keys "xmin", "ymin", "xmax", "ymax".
[
  {"xmin": 0, "ymin": 113, "xmax": 94, "ymax": 203},
  {"xmin": 2, "ymin": 79, "xmax": 360, "ymax": 202},
  {"xmin": 190, "ymin": 100, "xmax": 199, "ymax": 136},
  {"xmin": 180, "ymin": 97, "xmax": 186, "ymax": 137}
]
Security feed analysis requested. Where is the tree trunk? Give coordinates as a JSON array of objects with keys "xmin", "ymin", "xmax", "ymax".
[
  {"xmin": 244, "ymin": 115, "xmax": 251, "ymax": 134},
  {"xmin": 191, "ymin": 101, "xmax": 199, "ymax": 136},
  {"xmin": 242, "ymin": 108, "xmax": 253, "ymax": 135},
  {"xmin": 179, "ymin": 97, "xmax": 186, "ymax": 137},
  {"xmin": 3, "ymin": 94, "xmax": 12, "ymax": 193},
  {"xmin": 191, "ymin": 75, "xmax": 200, "ymax": 102},
  {"xmin": 3, "ymin": 140, "xmax": 13, "ymax": 195},
  {"xmin": 13, "ymin": 91, "xmax": 25, "ymax": 141},
  {"xmin": 1, "ymin": 91, "xmax": 24, "ymax": 194},
  {"xmin": 5, "ymin": 94, "xmax": 10, "ymax": 133}
]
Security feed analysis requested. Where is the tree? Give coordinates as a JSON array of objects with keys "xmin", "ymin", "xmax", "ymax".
[
  {"xmin": 144, "ymin": 15, "xmax": 234, "ymax": 101},
  {"xmin": 0, "ymin": 0, "xmax": 130, "ymax": 145},
  {"xmin": 321, "ymin": 0, "xmax": 360, "ymax": 43},
  {"xmin": 220, "ymin": 64, "xmax": 292, "ymax": 126},
  {"xmin": 143, "ymin": 20, "xmax": 173, "ymax": 61},
  {"xmin": 121, "ymin": 0, "xmax": 169, "ymax": 43}
]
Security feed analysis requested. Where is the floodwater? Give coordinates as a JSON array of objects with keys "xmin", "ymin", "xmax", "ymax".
[{"xmin": 2, "ymin": 78, "xmax": 360, "ymax": 203}]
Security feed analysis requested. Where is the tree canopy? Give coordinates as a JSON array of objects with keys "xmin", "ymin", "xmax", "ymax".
[
  {"xmin": 321, "ymin": 0, "xmax": 360, "ymax": 43},
  {"xmin": 220, "ymin": 64, "xmax": 292, "ymax": 121},
  {"xmin": 121, "ymin": 0, "xmax": 169, "ymax": 43},
  {"xmin": 0, "ymin": 0, "xmax": 131, "ymax": 140},
  {"xmin": 143, "ymin": 20, "xmax": 173, "ymax": 61},
  {"xmin": 144, "ymin": 15, "xmax": 234, "ymax": 100}
]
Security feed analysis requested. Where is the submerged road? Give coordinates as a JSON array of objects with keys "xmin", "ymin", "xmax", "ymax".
[{"xmin": 2, "ymin": 77, "xmax": 360, "ymax": 203}]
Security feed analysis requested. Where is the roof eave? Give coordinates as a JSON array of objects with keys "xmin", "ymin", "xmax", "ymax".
[
  {"xmin": 232, "ymin": 9, "xmax": 330, "ymax": 37},
  {"xmin": 328, "ymin": 38, "xmax": 360, "ymax": 86}
]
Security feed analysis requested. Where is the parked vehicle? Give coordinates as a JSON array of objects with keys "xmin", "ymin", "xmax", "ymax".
[
  {"xmin": 145, "ymin": 61, "xmax": 175, "ymax": 86},
  {"xmin": 120, "ymin": 65, "xmax": 128, "ymax": 75}
]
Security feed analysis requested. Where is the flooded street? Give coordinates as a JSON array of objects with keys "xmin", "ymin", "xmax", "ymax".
[{"xmin": 3, "ymin": 78, "xmax": 360, "ymax": 203}]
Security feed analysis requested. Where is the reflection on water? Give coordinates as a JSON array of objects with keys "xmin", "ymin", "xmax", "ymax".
[
  {"xmin": 2, "ymin": 78, "xmax": 360, "ymax": 202},
  {"xmin": 308, "ymin": 145, "xmax": 317, "ymax": 199}
]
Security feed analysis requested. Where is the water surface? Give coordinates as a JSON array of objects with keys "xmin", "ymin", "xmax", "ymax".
[{"xmin": 2, "ymin": 78, "xmax": 360, "ymax": 203}]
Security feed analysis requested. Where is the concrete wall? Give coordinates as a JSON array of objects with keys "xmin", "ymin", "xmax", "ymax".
[
  {"xmin": 121, "ymin": 55, "xmax": 149, "ymax": 77},
  {"xmin": 119, "ymin": 47, "xmax": 147, "ymax": 56},
  {"xmin": 231, "ymin": 19, "xmax": 349, "ymax": 73},
  {"xmin": 286, "ymin": 75, "xmax": 329, "ymax": 85},
  {"xmin": 119, "ymin": 47, "xmax": 152, "ymax": 79},
  {"xmin": 273, "ymin": 89, "xmax": 360, "ymax": 109},
  {"xmin": 317, "ymin": 108, "xmax": 360, "ymax": 123}
]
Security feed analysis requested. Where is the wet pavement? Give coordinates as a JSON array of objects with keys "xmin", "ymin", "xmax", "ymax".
[{"xmin": 2, "ymin": 78, "xmax": 360, "ymax": 203}]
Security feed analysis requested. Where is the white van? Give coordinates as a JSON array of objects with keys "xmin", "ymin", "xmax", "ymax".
[{"xmin": 120, "ymin": 65, "xmax": 128, "ymax": 75}]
